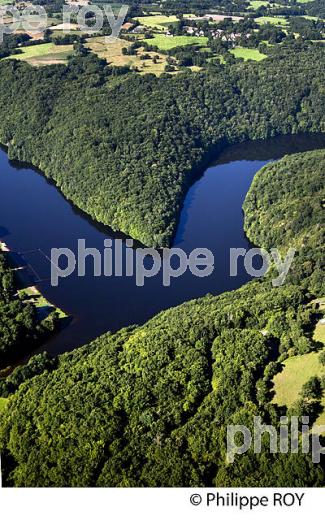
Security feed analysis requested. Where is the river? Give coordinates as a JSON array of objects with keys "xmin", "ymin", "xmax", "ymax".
[{"xmin": 1, "ymin": 133, "xmax": 324, "ymax": 356}]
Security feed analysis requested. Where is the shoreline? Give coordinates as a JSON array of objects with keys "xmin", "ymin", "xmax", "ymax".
[
  {"xmin": 2, "ymin": 131, "xmax": 325, "ymax": 249},
  {"xmin": 0, "ymin": 238, "xmax": 68, "ymax": 325},
  {"xmin": 0, "ymin": 237, "xmax": 70, "ymax": 374}
]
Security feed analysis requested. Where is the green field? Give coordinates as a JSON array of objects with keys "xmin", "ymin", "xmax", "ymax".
[
  {"xmin": 249, "ymin": 1, "xmax": 281, "ymax": 9},
  {"xmin": 135, "ymin": 15, "xmax": 179, "ymax": 31},
  {"xmin": 0, "ymin": 397, "xmax": 8, "ymax": 413},
  {"xmin": 6, "ymin": 43, "xmax": 74, "ymax": 66},
  {"xmin": 273, "ymin": 348, "xmax": 325, "ymax": 426},
  {"xmin": 230, "ymin": 47, "xmax": 267, "ymax": 61},
  {"xmin": 249, "ymin": 1, "xmax": 268, "ymax": 8},
  {"xmin": 11, "ymin": 43, "xmax": 55, "ymax": 58},
  {"xmin": 273, "ymin": 310, "xmax": 325, "ymax": 427},
  {"xmin": 144, "ymin": 35, "xmax": 208, "ymax": 51},
  {"xmin": 255, "ymin": 16, "xmax": 289, "ymax": 26},
  {"xmin": 314, "ymin": 320, "xmax": 325, "ymax": 344}
]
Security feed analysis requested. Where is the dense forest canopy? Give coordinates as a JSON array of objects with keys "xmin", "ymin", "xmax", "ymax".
[
  {"xmin": 244, "ymin": 150, "xmax": 325, "ymax": 295},
  {"xmin": 0, "ymin": 43, "xmax": 324, "ymax": 247},
  {"xmin": 0, "ymin": 149, "xmax": 324, "ymax": 487},
  {"xmin": 0, "ymin": 5, "xmax": 324, "ymax": 487}
]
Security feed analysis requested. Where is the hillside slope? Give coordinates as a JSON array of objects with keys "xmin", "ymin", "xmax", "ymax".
[
  {"xmin": 0, "ymin": 149, "xmax": 324, "ymax": 487},
  {"xmin": 0, "ymin": 44, "xmax": 324, "ymax": 247}
]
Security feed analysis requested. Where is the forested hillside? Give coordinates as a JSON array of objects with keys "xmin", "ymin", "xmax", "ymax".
[
  {"xmin": 1, "ymin": 149, "xmax": 324, "ymax": 487},
  {"xmin": 0, "ymin": 43, "xmax": 324, "ymax": 247},
  {"xmin": 244, "ymin": 150, "xmax": 325, "ymax": 295}
]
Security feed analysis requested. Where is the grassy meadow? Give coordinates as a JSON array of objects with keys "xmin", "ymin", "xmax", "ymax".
[
  {"xmin": 273, "ymin": 303, "xmax": 325, "ymax": 427},
  {"xmin": 273, "ymin": 349, "xmax": 325, "ymax": 427},
  {"xmin": 86, "ymin": 37, "xmax": 173, "ymax": 75},
  {"xmin": 249, "ymin": 1, "xmax": 280, "ymax": 9},
  {"xmin": 230, "ymin": 47, "xmax": 267, "ymax": 61},
  {"xmin": 6, "ymin": 43, "xmax": 74, "ymax": 66},
  {"xmin": 18, "ymin": 286, "xmax": 67, "ymax": 320},
  {"xmin": 144, "ymin": 34, "xmax": 208, "ymax": 50},
  {"xmin": 134, "ymin": 15, "xmax": 179, "ymax": 31},
  {"xmin": 314, "ymin": 319, "xmax": 325, "ymax": 345},
  {"xmin": 255, "ymin": 16, "xmax": 289, "ymax": 26}
]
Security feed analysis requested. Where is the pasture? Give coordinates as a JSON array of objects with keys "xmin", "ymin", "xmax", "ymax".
[
  {"xmin": 273, "ymin": 308, "xmax": 325, "ymax": 427},
  {"xmin": 272, "ymin": 349, "xmax": 325, "ymax": 427},
  {"xmin": 249, "ymin": 1, "xmax": 275, "ymax": 9},
  {"xmin": 134, "ymin": 15, "xmax": 179, "ymax": 31},
  {"xmin": 255, "ymin": 16, "xmax": 289, "ymax": 26},
  {"xmin": 314, "ymin": 320, "xmax": 325, "ymax": 345},
  {"xmin": 249, "ymin": 1, "xmax": 283, "ymax": 8},
  {"xmin": 144, "ymin": 34, "xmax": 208, "ymax": 51},
  {"xmin": 7, "ymin": 42, "xmax": 74, "ymax": 66},
  {"xmin": 230, "ymin": 47, "xmax": 267, "ymax": 61},
  {"xmin": 86, "ymin": 36, "xmax": 173, "ymax": 75}
]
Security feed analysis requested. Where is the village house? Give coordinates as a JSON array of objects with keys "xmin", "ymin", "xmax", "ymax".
[{"xmin": 131, "ymin": 25, "xmax": 145, "ymax": 34}]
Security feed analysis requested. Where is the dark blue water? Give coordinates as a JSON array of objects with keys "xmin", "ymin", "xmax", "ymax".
[{"xmin": 1, "ymin": 134, "xmax": 324, "ymax": 356}]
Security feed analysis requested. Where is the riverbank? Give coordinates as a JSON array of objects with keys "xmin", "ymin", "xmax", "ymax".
[
  {"xmin": 1, "ymin": 47, "xmax": 324, "ymax": 248},
  {"xmin": 0, "ymin": 239, "xmax": 67, "ymax": 320},
  {"xmin": 0, "ymin": 238, "xmax": 69, "ymax": 373},
  {"xmin": 1, "ymin": 136, "xmax": 325, "ymax": 358}
]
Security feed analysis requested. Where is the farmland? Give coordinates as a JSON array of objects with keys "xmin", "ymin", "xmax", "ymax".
[
  {"xmin": 249, "ymin": 1, "xmax": 282, "ymax": 9},
  {"xmin": 6, "ymin": 42, "xmax": 74, "ymax": 66},
  {"xmin": 272, "ymin": 349, "xmax": 325, "ymax": 427},
  {"xmin": 144, "ymin": 34, "xmax": 208, "ymax": 51},
  {"xmin": 273, "ymin": 303, "xmax": 325, "ymax": 427},
  {"xmin": 230, "ymin": 47, "xmax": 267, "ymax": 61},
  {"xmin": 85, "ymin": 36, "xmax": 173, "ymax": 75},
  {"xmin": 134, "ymin": 15, "xmax": 179, "ymax": 31},
  {"xmin": 255, "ymin": 16, "xmax": 289, "ymax": 26}
]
